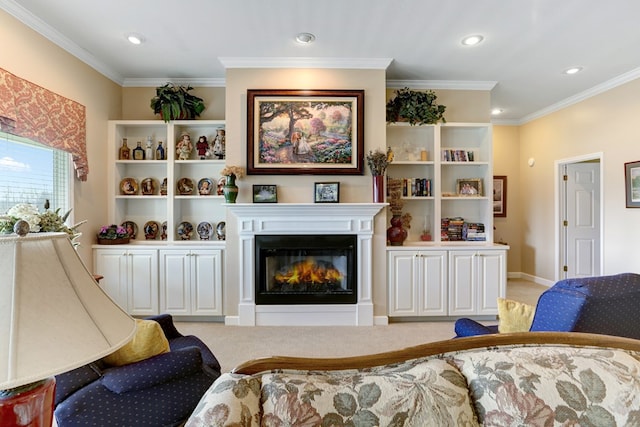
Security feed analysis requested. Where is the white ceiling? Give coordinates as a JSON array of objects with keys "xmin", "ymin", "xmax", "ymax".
[{"xmin": 2, "ymin": 0, "xmax": 639, "ymax": 124}]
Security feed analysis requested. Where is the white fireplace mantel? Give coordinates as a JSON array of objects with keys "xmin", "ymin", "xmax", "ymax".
[{"xmin": 227, "ymin": 203, "xmax": 386, "ymax": 326}]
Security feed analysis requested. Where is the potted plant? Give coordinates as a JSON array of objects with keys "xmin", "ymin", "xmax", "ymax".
[
  {"xmin": 150, "ymin": 83, "xmax": 206, "ymax": 122},
  {"xmin": 386, "ymin": 87, "xmax": 446, "ymax": 125}
]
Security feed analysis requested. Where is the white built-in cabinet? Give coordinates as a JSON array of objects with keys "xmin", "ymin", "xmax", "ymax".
[
  {"xmin": 386, "ymin": 120, "xmax": 508, "ymax": 318},
  {"xmin": 387, "ymin": 247, "xmax": 507, "ymax": 318},
  {"xmin": 93, "ymin": 248, "xmax": 158, "ymax": 316},
  {"xmin": 93, "ymin": 120, "xmax": 225, "ymax": 317},
  {"xmin": 388, "ymin": 250, "xmax": 447, "ymax": 316},
  {"xmin": 159, "ymin": 249, "xmax": 223, "ymax": 315}
]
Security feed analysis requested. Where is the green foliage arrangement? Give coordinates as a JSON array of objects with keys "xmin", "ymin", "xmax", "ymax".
[
  {"xmin": 386, "ymin": 87, "xmax": 446, "ymax": 125},
  {"xmin": 150, "ymin": 83, "xmax": 206, "ymax": 122}
]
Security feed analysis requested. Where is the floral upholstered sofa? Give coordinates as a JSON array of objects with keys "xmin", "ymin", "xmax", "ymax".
[{"xmin": 186, "ymin": 332, "xmax": 640, "ymax": 426}]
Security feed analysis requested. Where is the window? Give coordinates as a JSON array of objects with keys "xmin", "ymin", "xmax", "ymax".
[{"xmin": 0, "ymin": 133, "xmax": 73, "ymax": 216}]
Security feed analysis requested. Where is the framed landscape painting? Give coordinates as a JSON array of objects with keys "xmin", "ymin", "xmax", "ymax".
[
  {"xmin": 625, "ymin": 161, "xmax": 640, "ymax": 208},
  {"xmin": 247, "ymin": 89, "xmax": 364, "ymax": 175},
  {"xmin": 493, "ymin": 175, "xmax": 507, "ymax": 217}
]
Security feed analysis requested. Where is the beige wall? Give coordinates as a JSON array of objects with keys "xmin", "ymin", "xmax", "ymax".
[
  {"xmin": 505, "ymin": 78, "xmax": 640, "ymax": 281},
  {"xmin": 492, "ymin": 125, "xmax": 521, "ymax": 273},
  {"xmin": 0, "ymin": 9, "xmax": 121, "ymax": 265},
  {"xmin": 223, "ymin": 68, "xmax": 389, "ymax": 317}
]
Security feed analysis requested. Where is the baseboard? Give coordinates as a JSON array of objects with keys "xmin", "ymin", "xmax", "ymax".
[{"xmin": 508, "ymin": 272, "xmax": 554, "ymax": 287}]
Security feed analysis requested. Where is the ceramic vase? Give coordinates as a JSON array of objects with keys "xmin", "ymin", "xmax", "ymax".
[
  {"xmin": 372, "ymin": 175, "xmax": 384, "ymax": 203},
  {"xmin": 223, "ymin": 174, "xmax": 239, "ymax": 203},
  {"xmin": 387, "ymin": 214, "xmax": 408, "ymax": 246}
]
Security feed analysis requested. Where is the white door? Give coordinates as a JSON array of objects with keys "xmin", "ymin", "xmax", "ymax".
[
  {"xmin": 562, "ymin": 161, "xmax": 601, "ymax": 278},
  {"xmin": 192, "ymin": 249, "xmax": 223, "ymax": 315},
  {"xmin": 127, "ymin": 250, "xmax": 159, "ymax": 315}
]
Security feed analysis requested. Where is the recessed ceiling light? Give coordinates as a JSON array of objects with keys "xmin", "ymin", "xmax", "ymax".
[
  {"xmin": 563, "ymin": 67, "xmax": 583, "ymax": 75},
  {"xmin": 126, "ymin": 33, "xmax": 145, "ymax": 45},
  {"xmin": 491, "ymin": 108, "xmax": 503, "ymax": 115},
  {"xmin": 461, "ymin": 35, "xmax": 484, "ymax": 46},
  {"xmin": 295, "ymin": 32, "xmax": 316, "ymax": 44}
]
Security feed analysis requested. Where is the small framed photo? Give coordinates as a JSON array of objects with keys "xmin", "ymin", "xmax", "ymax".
[
  {"xmin": 625, "ymin": 161, "xmax": 640, "ymax": 208},
  {"xmin": 456, "ymin": 178, "xmax": 483, "ymax": 196},
  {"xmin": 253, "ymin": 184, "xmax": 278, "ymax": 203},
  {"xmin": 314, "ymin": 182, "xmax": 340, "ymax": 203}
]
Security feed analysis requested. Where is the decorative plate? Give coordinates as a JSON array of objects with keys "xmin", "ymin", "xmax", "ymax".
[
  {"xmin": 141, "ymin": 178, "xmax": 156, "ymax": 195},
  {"xmin": 177, "ymin": 221, "xmax": 193, "ymax": 240},
  {"xmin": 198, "ymin": 178, "xmax": 213, "ymax": 196},
  {"xmin": 121, "ymin": 221, "xmax": 138, "ymax": 239},
  {"xmin": 215, "ymin": 221, "xmax": 226, "ymax": 241},
  {"xmin": 177, "ymin": 178, "xmax": 195, "ymax": 195},
  {"xmin": 120, "ymin": 178, "xmax": 138, "ymax": 195},
  {"xmin": 143, "ymin": 221, "xmax": 160, "ymax": 240},
  {"xmin": 197, "ymin": 221, "xmax": 213, "ymax": 240}
]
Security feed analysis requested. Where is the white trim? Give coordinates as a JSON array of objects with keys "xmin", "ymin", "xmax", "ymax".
[
  {"xmin": 386, "ymin": 79, "xmax": 497, "ymax": 91},
  {"xmin": 218, "ymin": 57, "xmax": 393, "ymax": 70},
  {"xmin": 122, "ymin": 78, "xmax": 226, "ymax": 88}
]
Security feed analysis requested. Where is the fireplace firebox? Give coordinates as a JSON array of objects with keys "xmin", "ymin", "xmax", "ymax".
[{"xmin": 255, "ymin": 234, "xmax": 357, "ymax": 305}]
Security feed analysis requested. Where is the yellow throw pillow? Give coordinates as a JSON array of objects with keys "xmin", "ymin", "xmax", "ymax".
[
  {"xmin": 497, "ymin": 298, "xmax": 536, "ymax": 333},
  {"xmin": 103, "ymin": 319, "xmax": 170, "ymax": 366}
]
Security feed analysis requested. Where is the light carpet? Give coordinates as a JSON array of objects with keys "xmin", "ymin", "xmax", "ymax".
[{"xmin": 177, "ymin": 279, "xmax": 547, "ymax": 373}]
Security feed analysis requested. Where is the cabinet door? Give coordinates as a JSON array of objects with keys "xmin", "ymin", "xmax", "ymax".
[
  {"xmin": 127, "ymin": 249, "xmax": 158, "ymax": 316},
  {"xmin": 476, "ymin": 250, "xmax": 506, "ymax": 315},
  {"xmin": 159, "ymin": 250, "xmax": 191, "ymax": 314},
  {"xmin": 191, "ymin": 250, "xmax": 223, "ymax": 315},
  {"xmin": 417, "ymin": 251, "xmax": 447, "ymax": 315},
  {"xmin": 388, "ymin": 251, "xmax": 418, "ymax": 316},
  {"xmin": 93, "ymin": 249, "xmax": 128, "ymax": 310},
  {"xmin": 448, "ymin": 251, "xmax": 476, "ymax": 315}
]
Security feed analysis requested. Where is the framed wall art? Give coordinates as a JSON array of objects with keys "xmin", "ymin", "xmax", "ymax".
[
  {"xmin": 625, "ymin": 161, "xmax": 640, "ymax": 208},
  {"xmin": 247, "ymin": 89, "xmax": 364, "ymax": 175},
  {"xmin": 314, "ymin": 182, "xmax": 340, "ymax": 203},
  {"xmin": 456, "ymin": 178, "xmax": 483, "ymax": 196},
  {"xmin": 253, "ymin": 185, "xmax": 278, "ymax": 203},
  {"xmin": 493, "ymin": 175, "xmax": 507, "ymax": 217}
]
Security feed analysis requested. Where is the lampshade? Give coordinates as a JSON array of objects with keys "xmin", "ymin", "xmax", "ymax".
[{"xmin": 0, "ymin": 232, "xmax": 136, "ymax": 390}]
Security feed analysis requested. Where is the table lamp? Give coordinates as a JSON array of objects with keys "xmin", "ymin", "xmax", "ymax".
[{"xmin": 0, "ymin": 227, "xmax": 136, "ymax": 426}]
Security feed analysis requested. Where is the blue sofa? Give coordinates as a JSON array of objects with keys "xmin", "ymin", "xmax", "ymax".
[
  {"xmin": 455, "ymin": 273, "xmax": 640, "ymax": 338},
  {"xmin": 54, "ymin": 314, "xmax": 221, "ymax": 427}
]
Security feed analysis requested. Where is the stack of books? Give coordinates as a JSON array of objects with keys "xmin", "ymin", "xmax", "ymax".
[
  {"xmin": 401, "ymin": 178, "xmax": 432, "ymax": 197},
  {"xmin": 441, "ymin": 217, "xmax": 465, "ymax": 241},
  {"xmin": 462, "ymin": 222, "xmax": 486, "ymax": 241},
  {"xmin": 441, "ymin": 149, "xmax": 475, "ymax": 162}
]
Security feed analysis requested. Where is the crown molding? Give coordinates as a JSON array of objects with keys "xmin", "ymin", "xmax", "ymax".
[
  {"xmin": 386, "ymin": 79, "xmax": 497, "ymax": 91},
  {"xmin": 122, "ymin": 78, "xmax": 226, "ymax": 88},
  {"xmin": 518, "ymin": 66, "xmax": 640, "ymax": 125},
  {"xmin": 0, "ymin": 0, "xmax": 124, "ymax": 85},
  {"xmin": 218, "ymin": 57, "xmax": 393, "ymax": 70}
]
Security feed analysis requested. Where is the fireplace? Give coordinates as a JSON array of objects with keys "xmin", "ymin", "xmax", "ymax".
[
  {"xmin": 255, "ymin": 235, "xmax": 357, "ymax": 305},
  {"xmin": 227, "ymin": 203, "xmax": 385, "ymax": 326}
]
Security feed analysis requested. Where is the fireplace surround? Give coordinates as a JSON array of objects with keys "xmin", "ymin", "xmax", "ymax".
[{"xmin": 227, "ymin": 203, "xmax": 385, "ymax": 326}]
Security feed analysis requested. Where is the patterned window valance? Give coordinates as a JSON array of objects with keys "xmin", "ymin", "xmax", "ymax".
[{"xmin": 0, "ymin": 68, "xmax": 88, "ymax": 180}]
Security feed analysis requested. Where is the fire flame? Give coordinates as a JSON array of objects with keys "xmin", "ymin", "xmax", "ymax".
[{"xmin": 274, "ymin": 258, "xmax": 343, "ymax": 286}]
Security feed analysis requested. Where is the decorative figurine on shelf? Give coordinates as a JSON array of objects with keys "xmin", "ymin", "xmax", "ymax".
[
  {"xmin": 176, "ymin": 133, "xmax": 193, "ymax": 160},
  {"xmin": 156, "ymin": 141, "xmax": 165, "ymax": 160},
  {"xmin": 119, "ymin": 138, "xmax": 130, "ymax": 160},
  {"xmin": 212, "ymin": 129, "xmax": 225, "ymax": 159},
  {"xmin": 196, "ymin": 135, "xmax": 210, "ymax": 160},
  {"xmin": 145, "ymin": 137, "xmax": 154, "ymax": 160}
]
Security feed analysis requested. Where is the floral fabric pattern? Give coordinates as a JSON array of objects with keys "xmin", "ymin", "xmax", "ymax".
[
  {"xmin": 0, "ymin": 68, "xmax": 88, "ymax": 180},
  {"xmin": 451, "ymin": 346, "xmax": 640, "ymax": 426},
  {"xmin": 186, "ymin": 372, "xmax": 262, "ymax": 427},
  {"xmin": 260, "ymin": 358, "xmax": 478, "ymax": 427}
]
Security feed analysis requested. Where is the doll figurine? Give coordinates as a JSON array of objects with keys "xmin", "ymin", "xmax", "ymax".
[{"xmin": 176, "ymin": 133, "xmax": 193, "ymax": 160}]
